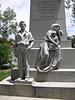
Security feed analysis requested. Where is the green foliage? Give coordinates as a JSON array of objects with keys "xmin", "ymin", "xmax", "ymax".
[
  {"xmin": 10, "ymin": 64, "xmax": 16, "ymax": 69},
  {"xmin": 0, "ymin": 7, "xmax": 18, "ymax": 39},
  {"xmin": 0, "ymin": 39, "xmax": 13, "ymax": 64},
  {"xmin": 0, "ymin": 7, "xmax": 18, "ymax": 66},
  {"xmin": 68, "ymin": 35, "xmax": 75, "ymax": 47},
  {"xmin": 65, "ymin": 0, "xmax": 75, "ymax": 23},
  {"xmin": 72, "ymin": 39, "xmax": 75, "ymax": 44}
]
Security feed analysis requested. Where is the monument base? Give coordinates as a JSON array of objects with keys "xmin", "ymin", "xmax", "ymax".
[
  {"xmin": 32, "ymin": 81, "xmax": 75, "ymax": 99},
  {"xmin": 0, "ymin": 76, "xmax": 75, "ymax": 99},
  {"xmin": 0, "ymin": 76, "xmax": 32, "ymax": 97},
  {"xmin": 29, "ymin": 48, "xmax": 75, "ymax": 69},
  {"xmin": 1, "ymin": 44, "xmax": 75, "ymax": 99},
  {"xmin": 11, "ymin": 67, "xmax": 75, "ymax": 82}
]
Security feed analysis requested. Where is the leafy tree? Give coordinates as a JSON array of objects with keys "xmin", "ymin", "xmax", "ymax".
[
  {"xmin": 0, "ymin": 6, "xmax": 18, "ymax": 68},
  {"xmin": 0, "ymin": 7, "xmax": 18, "ymax": 39},
  {"xmin": 0, "ymin": 39, "xmax": 13, "ymax": 68},
  {"xmin": 65, "ymin": 0, "xmax": 75, "ymax": 23}
]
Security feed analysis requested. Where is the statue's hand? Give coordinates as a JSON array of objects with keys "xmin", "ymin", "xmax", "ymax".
[
  {"xmin": 47, "ymin": 48, "xmax": 50, "ymax": 51},
  {"xmin": 27, "ymin": 46, "xmax": 31, "ymax": 50},
  {"xmin": 58, "ymin": 45, "xmax": 61, "ymax": 48}
]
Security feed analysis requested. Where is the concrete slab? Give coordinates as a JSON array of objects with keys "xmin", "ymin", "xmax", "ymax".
[
  {"xmin": 32, "ymin": 81, "xmax": 75, "ymax": 88},
  {"xmin": 11, "ymin": 67, "xmax": 75, "ymax": 82},
  {"xmin": 30, "ymin": 68, "xmax": 75, "ymax": 82},
  {"xmin": 0, "ymin": 77, "xmax": 32, "ymax": 97},
  {"xmin": 0, "ymin": 95, "xmax": 63, "ymax": 100},
  {"xmin": 32, "ymin": 81, "xmax": 75, "ymax": 99},
  {"xmin": 1, "ymin": 76, "xmax": 75, "ymax": 99}
]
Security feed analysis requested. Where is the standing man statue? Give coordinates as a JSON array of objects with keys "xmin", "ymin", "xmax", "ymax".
[{"xmin": 15, "ymin": 21, "xmax": 34, "ymax": 80}]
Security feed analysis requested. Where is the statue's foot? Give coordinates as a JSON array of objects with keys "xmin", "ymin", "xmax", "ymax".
[
  {"xmin": 25, "ymin": 77, "xmax": 29, "ymax": 81},
  {"xmin": 25, "ymin": 75, "xmax": 30, "ymax": 81},
  {"xmin": 43, "ymin": 66, "xmax": 52, "ymax": 71},
  {"xmin": 52, "ymin": 65, "xmax": 58, "ymax": 70}
]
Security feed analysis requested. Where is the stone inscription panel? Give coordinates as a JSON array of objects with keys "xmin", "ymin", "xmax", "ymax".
[
  {"xmin": 30, "ymin": 0, "xmax": 67, "ymax": 40},
  {"xmin": 32, "ymin": 0, "xmax": 62, "ymax": 21}
]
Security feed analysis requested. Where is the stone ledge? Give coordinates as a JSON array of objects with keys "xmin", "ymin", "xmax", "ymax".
[
  {"xmin": 32, "ymin": 81, "xmax": 75, "ymax": 88},
  {"xmin": 0, "ymin": 96, "xmax": 61, "ymax": 100},
  {"xmin": 32, "ymin": 83, "xmax": 75, "ymax": 99},
  {"xmin": 1, "ymin": 76, "xmax": 75, "ymax": 99},
  {"xmin": 0, "ymin": 77, "xmax": 32, "ymax": 97},
  {"xmin": 30, "ymin": 68, "xmax": 75, "ymax": 82},
  {"xmin": 11, "ymin": 67, "xmax": 75, "ymax": 82}
]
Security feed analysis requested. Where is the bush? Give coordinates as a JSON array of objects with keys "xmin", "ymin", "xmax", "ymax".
[{"xmin": 0, "ymin": 39, "xmax": 13, "ymax": 68}]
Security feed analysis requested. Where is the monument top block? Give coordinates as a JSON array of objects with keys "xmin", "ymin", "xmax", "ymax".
[{"xmin": 30, "ymin": 0, "xmax": 67, "ymax": 40}]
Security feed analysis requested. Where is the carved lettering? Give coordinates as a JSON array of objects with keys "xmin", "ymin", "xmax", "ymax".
[{"xmin": 32, "ymin": 0, "xmax": 61, "ymax": 21}]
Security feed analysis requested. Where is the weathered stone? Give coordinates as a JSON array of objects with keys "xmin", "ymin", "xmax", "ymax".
[{"xmin": 30, "ymin": 0, "xmax": 67, "ymax": 40}]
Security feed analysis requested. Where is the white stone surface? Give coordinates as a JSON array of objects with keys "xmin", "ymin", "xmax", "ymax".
[
  {"xmin": 30, "ymin": 0, "xmax": 67, "ymax": 40},
  {"xmin": 0, "ymin": 96, "xmax": 60, "ymax": 100},
  {"xmin": 0, "ymin": 77, "xmax": 32, "ymax": 97},
  {"xmin": 0, "ymin": 76, "xmax": 14, "ymax": 85},
  {"xmin": 1, "ymin": 76, "xmax": 75, "ymax": 99},
  {"xmin": 14, "ymin": 78, "xmax": 34, "ymax": 84},
  {"xmin": 30, "ymin": 68, "xmax": 75, "ymax": 82},
  {"xmin": 33, "ymin": 81, "xmax": 75, "ymax": 88},
  {"xmin": 29, "ymin": 48, "xmax": 75, "ymax": 69}
]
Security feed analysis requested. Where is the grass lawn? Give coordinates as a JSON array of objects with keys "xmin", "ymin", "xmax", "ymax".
[
  {"xmin": 0, "ymin": 64, "xmax": 15, "ymax": 81},
  {"xmin": 0, "ymin": 69, "xmax": 11, "ymax": 81}
]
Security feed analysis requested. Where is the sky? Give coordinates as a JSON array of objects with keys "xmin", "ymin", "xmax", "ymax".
[{"xmin": 0, "ymin": 0, "xmax": 75, "ymax": 39}]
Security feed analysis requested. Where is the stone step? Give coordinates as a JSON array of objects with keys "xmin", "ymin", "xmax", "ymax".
[
  {"xmin": 1, "ymin": 76, "xmax": 75, "ymax": 99},
  {"xmin": 32, "ymin": 81, "xmax": 75, "ymax": 99},
  {"xmin": 30, "ymin": 68, "xmax": 75, "ymax": 82},
  {"xmin": 0, "ymin": 95, "xmax": 61, "ymax": 100},
  {"xmin": 29, "ymin": 48, "xmax": 75, "ymax": 69},
  {"xmin": 11, "ymin": 67, "xmax": 75, "ymax": 82},
  {"xmin": 0, "ymin": 76, "xmax": 32, "ymax": 97}
]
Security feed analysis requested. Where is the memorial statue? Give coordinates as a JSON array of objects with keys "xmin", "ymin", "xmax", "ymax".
[
  {"xmin": 51, "ymin": 23, "xmax": 63, "ymax": 43},
  {"xmin": 14, "ymin": 21, "xmax": 34, "ymax": 80},
  {"xmin": 51, "ymin": 23, "xmax": 63, "ymax": 62},
  {"xmin": 36, "ymin": 23, "xmax": 63, "ymax": 72}
]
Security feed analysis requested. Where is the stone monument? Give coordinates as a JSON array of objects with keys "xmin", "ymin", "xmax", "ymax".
[
  {"xmin": 30, "ymin": 0, "xmax": 67, "ymax": 40},
  {"xmin": 0, "ymin": 0, "xmax": 75, "ymax": 99}
]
